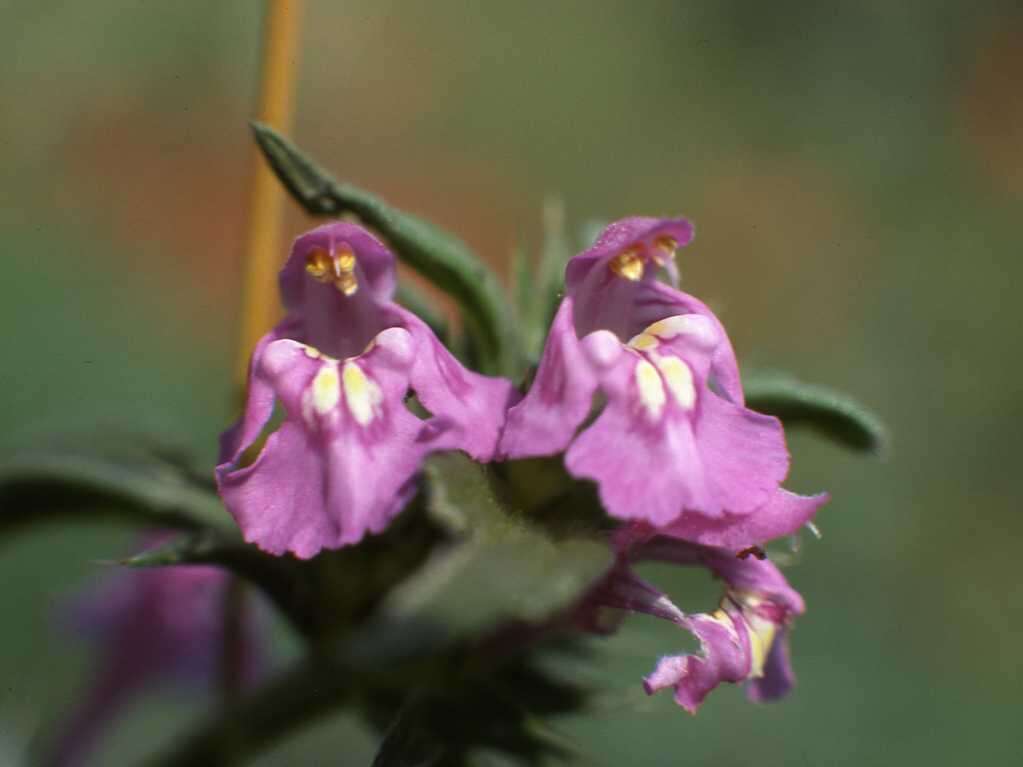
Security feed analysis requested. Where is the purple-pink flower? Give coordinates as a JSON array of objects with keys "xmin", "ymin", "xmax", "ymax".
[
  {"xmin": 48, "ymin": 541, "xmax": 262, "ymax": 766},
  {"xmin": 583, "ymin": 536, "xmax": 803, "ymax": 713},
  {"xmin": 218, "ymin": 223, "xmax": 517, "ymax": 558},
  {"xmin": 500, "ymin": 216, "xmax": 826, "ymax": 550}
]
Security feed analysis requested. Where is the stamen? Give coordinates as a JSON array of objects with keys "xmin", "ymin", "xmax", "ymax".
[
  {"xmin": 336, "ymin": 249, "xmax": 356, "ymax": 274},
  {"xmin": 305, "ymin": 248, "xmax": 333, "ymax": 281},
  {"xmin": 609, "ymin": 248, "xmax": 644, "ymax": 281},
  {"xmin": 335, "ymin": 272, "xmax": 359, "ymax": 296},
  {"xmin": 652, "ymin": 236, "xmax": 678, "ymax": 265},
  {"xmin": 306, "ymin": 246, "xmax": 359, "ymax": 295}
]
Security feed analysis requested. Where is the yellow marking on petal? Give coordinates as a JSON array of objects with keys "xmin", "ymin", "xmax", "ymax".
[
  {"xmin": 635, "ymin": 359, "xmax": 666, "ymax": 418},
  {"xmin": 303, "ymin": 346, "xmax": 321, "ymax": 359},
  {"xmin": 305, "ymin": 248, "xmax": 333, "ymax": 281},
  {"xmin": 627, "ymin": 332, "xmax": 659, "ymax": 351},
  {"xmin": 646, "ymin": 315, "xmax": 701, "ymax": 340},
  {"xmin": 310, "ymin": 364, "xmax": 341, "ymax": 415},
  {"xmin": 710, "ymin": 608, "xmax": 732, "ymax": 627},
  {"xmin": 609, "ymin": 248, "xmax": 644, "ymax": 281},
  {"xmin": 745, "ymin": 613, "xmax": 778, "ymax": 678},
  {"xmin": 342, "ymin": 361, "xmax": 381, "ymax": 426},
  {"xmin": 656, "ymin": 355, "xmax": 696, "ymax": 409}
]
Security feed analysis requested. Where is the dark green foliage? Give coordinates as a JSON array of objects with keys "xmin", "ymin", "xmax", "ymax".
[
  {"xmin": 124, "ymin": 498, "xmax": 441, "ymax": 642},
  {"xmin": 2, "ymin": 440, "xmax": 609, "ymax": 765},
  {"xmin": 335, "ymin": 453, "xmax": 611, "ymax": 663}
]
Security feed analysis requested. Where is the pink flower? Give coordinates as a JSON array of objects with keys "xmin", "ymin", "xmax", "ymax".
[
  {"xmin": 218, "ymin": 223, "xmax": 517, "ymax": 558},
  {"xmin": 500, "ymin": 217, "xmax": 826, "ymax": 550}
]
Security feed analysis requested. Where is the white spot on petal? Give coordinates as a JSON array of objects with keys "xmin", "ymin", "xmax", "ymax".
[
  {"xmin": 342, "ymin": 361, "xmax": 382, "ymax": 426},
  {"xmin": 310, "ymin": 364, "xmax": 341, "ymax": 415},
  {"xmin": 656, "ymin": 355, "xmax": 696, "ymax": 409},
  {"xmin": 635, "ymin": 359, "xmax": 666, "ymax": 419}
]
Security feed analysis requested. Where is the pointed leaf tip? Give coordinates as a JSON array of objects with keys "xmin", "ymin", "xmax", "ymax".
[{"xmin": 250, "ymin": 121, "xmax": 339, "ymax": 215}]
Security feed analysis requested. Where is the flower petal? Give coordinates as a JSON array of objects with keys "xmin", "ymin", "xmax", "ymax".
[
  {"xmin": 663, "ymin": 489, "xmax": 829, "ymax": 550},
  {"xmin": 630, "ymin": 536, "xmax": 806, "ymax": 614},
  {"xmin": 52, "ymin": 550, "xmax": 262, "ymax": 766},
  {"xmin": 499, "ymin": 298, "xmax": 599, "ymax": 458},
  {"xmin": 218, "ymin": 330, "xmax": 426, "ymax": 558},
  {"xmin": 278, "ymin": 223, "xmax": 401, "ymax": 358},
  {"xmin": 690, "ymin": 387, "xmax": 790, "ymax": 516},
  {"xmin": 564, "ymin": 337, "xmax": 789, "ymax": 527},
  {"xmin": 643, "ymin": 610, "xmax": 751, "ymax": 714},
  {"xmin": 400, "ymin": 308, "xmax": 518, "ymax": 461},
  {"xmin": 746, "ymin": 627, "xmax": 797, "ymax": 702},
  {"xmin": 218, "ymin": 321, "xmax": 297, "ymax": 465}
]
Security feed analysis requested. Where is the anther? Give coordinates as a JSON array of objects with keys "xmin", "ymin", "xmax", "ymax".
[
  {"xmin": 306, "ymin": 246, "xmax": 359, "ymax": 295},
  {"xmin": 609, "ymin": 248, "xmax": 645, "ymax": 281},
  {"xmin": 652, "ymin": 236, "xmax": 678, "ymax": 265},
  {"xmin": 305, "ymin": 248, "xmax": 333, "ymax": 281},
  {"xmin": 335, "ymin": 272, "xmax": 358, "ymax": 296},
  {"xmin": 336, "ymin": 249, "xmax": 356, "ymax": 274}
]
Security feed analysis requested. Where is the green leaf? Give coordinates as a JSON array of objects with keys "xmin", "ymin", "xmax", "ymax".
[
  {"xmin": 744, "ymin": 373, "xmax": 888, "ymax": 454},
  {"xmin": 396, "ymin": 281, "xmax": 448, "ymax": 344},
  {"xmin": 0, "ymin": 439, "xmax": 234, "ymax": 537},
  {"xmin": 250, "ymin": 122, "xmax": 523, "ymax": 376},
  {"xmin": 125, "ymin": 499, "xmax": 441, "ymax": 641},
  {"xmin": 511, "ymin": 244, "xmax": 532, "ymax": 328},
  {"xmin": 121, "ymin": 530, "xmax": 307, "ymax": 627},
  {"xmin": 520, "ymin": 199, "xmax": 570, "ymax": 361},
  {"xmin": 356, "ymin": 453, "xmax": 611, "ymax": 658}
]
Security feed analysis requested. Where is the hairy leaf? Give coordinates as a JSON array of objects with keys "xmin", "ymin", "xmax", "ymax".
[
  {"xmin": 0, "ymin": 440, "xmax": 233, "ymax": 537},
  {"xmin": 351, "ymin": 453, "xmax": 611, "ymax": 660},
  {"xmin": 125, "ymin": 501, "xmax": 440, "ymax": 641},
  {"xmin": 744, "ymin": 374, "xmax": 888, "ymax": 454}
]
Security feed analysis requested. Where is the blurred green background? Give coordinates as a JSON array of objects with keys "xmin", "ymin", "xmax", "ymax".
[{"xmin": 2, "ymin": 1, "xmax": 1020, "ymax": 764}]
